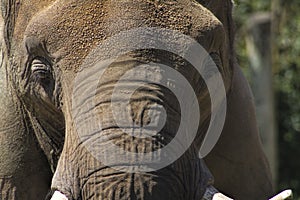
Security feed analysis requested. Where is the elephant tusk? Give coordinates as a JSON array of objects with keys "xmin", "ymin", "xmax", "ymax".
[
  {"xmin": 211, "ymin": 190, "xmax": 293, "ymax": 200},
  {"xmin": 269, "ymin": 190, "xmax": 293, "ymax": 200},
  {"xmin": 50, "ymin": 191, "xmax": 68, "ymax": 200},
  {"xmin": 202, "ymin": 186, "xmax": 233, "ymax": 200},
  {"xmin": 212, "ymin": 193, "xmax": 234, "ymax": 200}
]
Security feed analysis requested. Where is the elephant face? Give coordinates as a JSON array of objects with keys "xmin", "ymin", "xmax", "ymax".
[{"xmin": 8, "ymin": 0, "xmax": 232, "ymax": 199}]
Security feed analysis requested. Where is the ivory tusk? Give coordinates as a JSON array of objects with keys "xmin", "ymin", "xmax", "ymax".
[
  {"xmin": 212, "ymin": 193, "xmax": 234, "ymax": 200},
  {"xmin": 269, "ymin": 190, "xmax": 293, "ymax": 200},
  {"xmin": 202, "ymin": 186, "xmax": 234, "ymax": 200},
  {"xmin": 50, "ymin": 191, "xmax": 68, "ymax": 200}
]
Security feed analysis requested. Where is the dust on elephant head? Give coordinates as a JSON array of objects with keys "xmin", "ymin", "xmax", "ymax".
[{"xmin": 0, "ymin": 0, "xmax": 273, "ymax": 199}]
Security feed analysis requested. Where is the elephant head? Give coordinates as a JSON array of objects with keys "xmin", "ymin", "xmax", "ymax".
[{"xmin": 0, "ymin": 0, "xmax": 273, "ymax": 199}]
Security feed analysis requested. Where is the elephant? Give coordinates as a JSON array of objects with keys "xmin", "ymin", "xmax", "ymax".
[{"xmin": 0, "ymin": 0, "xmax": 274, "ymax": 199}]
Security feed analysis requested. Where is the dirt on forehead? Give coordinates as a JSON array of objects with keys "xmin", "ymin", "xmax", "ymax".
[{"xmin": 23, "ymin": 0, "xmax": 222, "ymax": 72}]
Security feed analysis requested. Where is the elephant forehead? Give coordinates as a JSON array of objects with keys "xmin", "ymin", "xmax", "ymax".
[
  {"xmin": 24, "ymin": 0, "xmax": 106, "ymax": 68},
  {"xmin": 24, "ymin": 0, "xmax": 224, "ymax": 71}
]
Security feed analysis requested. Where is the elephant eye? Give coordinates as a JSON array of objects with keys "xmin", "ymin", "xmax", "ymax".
[{"xmin": 30, "ymin": 58, "xmax": 52, "ymax": 78}]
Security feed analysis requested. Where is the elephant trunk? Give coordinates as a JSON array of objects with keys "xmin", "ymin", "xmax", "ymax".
[{"xmin": 52, "ymin": 56, "xmax": 213, "ymax": 199}]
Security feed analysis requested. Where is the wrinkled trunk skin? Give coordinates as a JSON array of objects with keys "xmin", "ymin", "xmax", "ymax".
[{"xmin": 52, "ymin": 57, "xmax": 213, "ymax": 199}]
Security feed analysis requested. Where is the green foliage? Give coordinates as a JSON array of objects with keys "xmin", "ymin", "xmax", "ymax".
[
  {"xmin": 234, "ymin": 0, "xmax": 300, "ymax": 198},
  {"xmin": 234, "ymin": 0, "xmax": 270, "ymax": 17},
  {"xmin": 275, "ymin": 7, "xmax": 300, "ymax": 197}
]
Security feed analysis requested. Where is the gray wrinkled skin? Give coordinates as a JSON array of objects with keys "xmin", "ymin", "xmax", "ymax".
[{"xmin": 0, "ymin": 0, "xmax": 273, "ymax": 199}]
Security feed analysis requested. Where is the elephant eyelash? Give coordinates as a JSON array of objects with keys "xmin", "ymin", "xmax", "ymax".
[
  {"xmin": 30, "ymin": 57, "xmax": 52, "ymax": 78},
  {"xmin": 31, "ymin": 57, "xmax": 52, "ymax": 74}
]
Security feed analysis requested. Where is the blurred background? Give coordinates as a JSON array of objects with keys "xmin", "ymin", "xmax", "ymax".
[{"xmin": 234, "ymin": 0, "xmax": 300, "ymax": 198}]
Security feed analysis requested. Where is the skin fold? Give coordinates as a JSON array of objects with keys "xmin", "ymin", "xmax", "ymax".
[{"xmin": 0, "ymin": 0, "xmax": 273, "ymax": 199}]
